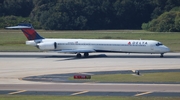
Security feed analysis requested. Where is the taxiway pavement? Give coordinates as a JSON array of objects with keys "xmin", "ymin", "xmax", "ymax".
[{"xmin": 0, "ymin": 52, "xmax": 180, "ymax": 96}]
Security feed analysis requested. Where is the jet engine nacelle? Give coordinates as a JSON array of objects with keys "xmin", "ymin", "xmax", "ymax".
[{"xmin": 37, "ymin": 42, "xmax": 57, "ymax": 50}]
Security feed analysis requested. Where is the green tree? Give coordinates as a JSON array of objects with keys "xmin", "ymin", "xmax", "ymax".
[
  {"xmin": 142, "ymin": 10, "xmax": 180, "ymax": 32},
  {"xmin": 175, "ymin": 12, "xmax": 180, "ymax": 31},
  {"xmin": 31, "ymin": 0, "xmax": 155, "ymax": 30},
  {"xmin": 151, "ymin": 0, "xmax": 180, "ymax": 19},
  {"xmin": 0, "ymin": 16, "xmax": 31, "ymax": 28},
  {"xmin": 3, "ymin": 0, "xmax": 34, "ymax": 17},
  {"xmin": 1, "ymin": 0, "xmax": 180, "ymax": 30},
  {"xmin": 113, "ymin": 0, "xmax": 153, "ymax": 29}
]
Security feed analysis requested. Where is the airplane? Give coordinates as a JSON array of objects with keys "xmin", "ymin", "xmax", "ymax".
[{"xmin": 6, "ymin": 23, "xmax": 170, "ymax": 58}]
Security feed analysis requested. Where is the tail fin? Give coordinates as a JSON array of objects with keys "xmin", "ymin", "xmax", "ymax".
[{"xmin": 6, "ymin": 23, "xmax": 44, "ymax": 40}]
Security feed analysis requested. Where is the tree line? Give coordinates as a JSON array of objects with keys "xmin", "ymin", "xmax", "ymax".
[{"xmin": 0, "ymin": 0, "xmax": 180, "ymax": 32}]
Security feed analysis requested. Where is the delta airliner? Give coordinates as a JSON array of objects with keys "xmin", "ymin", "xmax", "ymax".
[{"xmin": 6, "ymin": 23, "xmax": 170, "ymax": 58}]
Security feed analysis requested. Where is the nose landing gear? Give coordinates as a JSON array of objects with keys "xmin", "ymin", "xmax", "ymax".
[{"xmin": 160, "ymin": 53, "xmax": 164, "ymax": 57}]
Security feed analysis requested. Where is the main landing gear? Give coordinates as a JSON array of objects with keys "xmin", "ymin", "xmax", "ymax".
[
  {"xmin": 160, "ymin": 53, "xmax": 164, "ymax": 57},
  {"xmin": 76, "ymin": 53, "xmax": 82, "ymax": 58},
  {"xmin": 76, "ymin": 53, "xmax": 89, "ymax": 58}
]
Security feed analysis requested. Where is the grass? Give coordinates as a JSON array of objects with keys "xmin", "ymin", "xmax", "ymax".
[
  {"xmin": 0, "ymin": 29, "xmax": 180, "ymax": 51},
  {"xmin": 70, "ymin": 72, "xmax": 180, "ymax": 83},
  {"xmin": 1, "ymin": 72, "xmax": 180, "ymax": 99},
  {"xmin": 0, "ymin": 95, "xmax": 179, "ymax": 100}
]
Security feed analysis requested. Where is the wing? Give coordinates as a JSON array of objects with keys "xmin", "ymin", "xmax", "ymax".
[{"xmin": 56, "ymin": 49, "xmax": 95, "ymax": 53}]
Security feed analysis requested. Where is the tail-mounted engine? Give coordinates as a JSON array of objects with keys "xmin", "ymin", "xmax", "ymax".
[{"xmin": 37, "ymin": 42, "xmax": 57, "ymax": 50}]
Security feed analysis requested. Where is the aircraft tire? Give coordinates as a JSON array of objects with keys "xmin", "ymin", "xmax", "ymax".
[
  {"xmin": 84, "ymin": 52, "xmax": 89, "ymax": 58},
  {"xmin": 76, "ymin": 53, "xmax": 82, "ymax": 58}
]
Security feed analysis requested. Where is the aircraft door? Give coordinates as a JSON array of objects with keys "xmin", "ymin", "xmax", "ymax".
[{"xmin": 150, "ymin": 44, "xmax": 154, "ymax": 51}]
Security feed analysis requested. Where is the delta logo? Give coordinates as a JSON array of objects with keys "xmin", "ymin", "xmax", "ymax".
[{"xmin": 128, "ymin": 41, "xmax": 148, "ymax": 45}]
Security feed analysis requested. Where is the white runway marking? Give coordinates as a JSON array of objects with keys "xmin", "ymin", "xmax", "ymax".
[
  {"xmin": 8, "ymin": 90, "xmax": 27, "ymax": 95},
  {"xmin": 134, "ymin": 91, "xmax": 153, "ymax": 96},
  {"xmin": 71, "ymin": 90, "xmax": 89, "ymax": 96}
]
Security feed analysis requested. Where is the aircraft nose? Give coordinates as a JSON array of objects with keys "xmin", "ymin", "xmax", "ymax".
[{"xmin": 163, "ymin": 46, "xmax": 170, "ymax": 52}]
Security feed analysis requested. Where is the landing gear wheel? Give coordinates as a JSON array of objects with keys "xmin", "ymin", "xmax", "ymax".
[
  {"xmin": 84, "ymin": 52, "xmax": 89, "ymax": 58},
  {"xmin": 76, "ymin": 53, "xmax": 82, "ymax": 58},
  {"xmin": 160, "ymin": 53, "xmax": 164, "ymax": 57}
]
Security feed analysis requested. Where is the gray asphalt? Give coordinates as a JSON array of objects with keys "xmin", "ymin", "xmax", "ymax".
[
  {"xmin": 1, "ymin": 90, "xmax": 180, "ymax": 97},
  {"xmin": 1, "ymin": 83, "xmax": 180, "ymax": 92},
  {"xmin": 0, "ymin": 83, "xmax": 180, "ymax": 96},
  {"xmin": 0, "ymin": 52, "xmax": 180, "ymax": 96}
]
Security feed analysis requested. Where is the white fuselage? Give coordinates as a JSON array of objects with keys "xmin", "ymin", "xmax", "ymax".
[{"xmin": 26, "ymin": 38, "xmax": 170, "ymax": 54}]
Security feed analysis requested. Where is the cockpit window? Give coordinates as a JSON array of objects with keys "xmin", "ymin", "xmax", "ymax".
[{"xmin": 156, "ymin": 42, "xmax": 163, "ymax": 46}]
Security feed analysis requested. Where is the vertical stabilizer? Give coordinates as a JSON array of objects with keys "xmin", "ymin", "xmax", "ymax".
[{"xmin": 6, "ymin": 23, "xmax": 44, "ymax": 40}]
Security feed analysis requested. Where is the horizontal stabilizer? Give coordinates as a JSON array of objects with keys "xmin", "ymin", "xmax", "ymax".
[{"xmin": 6, "ymin": 26, "xmax": 31, "ymax": 29}]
